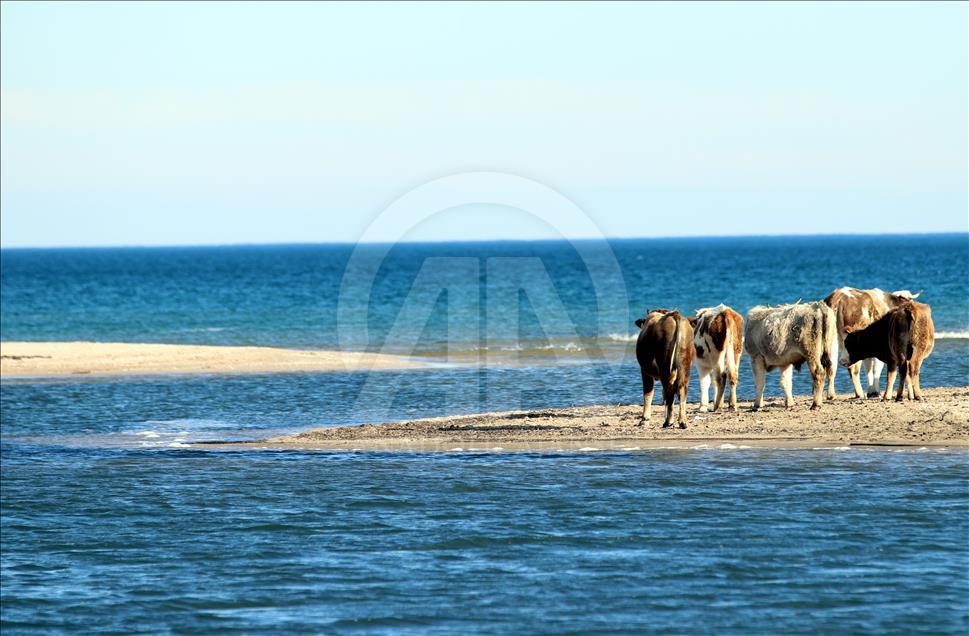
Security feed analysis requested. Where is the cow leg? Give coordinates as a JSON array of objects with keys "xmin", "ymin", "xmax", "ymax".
[
  {"xmin": 640, "ymin": 372, "xmax": 654, "ymax": 424},
  {"xmin": 727, "ymin": 364, "xmax": 739, "ymax": 412},
  {"xmin": 780, "ymin": 365, "xmax": 794, "ymax": 409},
  {"xmin": 882, "ymin": 363, "xmax": 897, "ymax": 401},
  {"xmin": 698, "ymin": 369, "xmax": 711, "ymax": 412},
  {"xmin": 911, "ymin": 359, "xmax": 925, "ymax": 401},
  {"xmin": 808, "ymin": 358, "xmax": 824, "ymax": 410},
  {"xmin": 751, "ymin": 356, "xmax": 767, "ymax": 411},
  {"xmin": 895, "ymin": 361, "xmax": 909, "ymax": 402},
  {"xmin": 713, "ymin": 371, "xmax": 727, "ymax": 412},
  {"xmin": 662, "ymin": 383, "xmax": 675, "ymax": 428},
  {"xmin": 826, "ymin": 354, "xmax": 837, "ymax": 400},
  {"xmin": 677, "ymin": 380, "xmax": 688, "ymax": 428},
  {"xmin": 865, "ymin": 358, "xmax": 885, "ymax": 398},
  {"xmin": 848, "ymin": 362, "xmax": 865, "ymax": 399}
]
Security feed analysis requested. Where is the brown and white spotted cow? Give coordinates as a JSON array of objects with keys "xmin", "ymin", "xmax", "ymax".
[
  {"xmin": 690, "ymin": 304, "xmax": 744, "ymax": 412},
  {"xmin": 744, "ymin": 301, "xmax": 837, "ymax": 411},
  {"xmin": 841, "ymin": 300, "xmax": 935, "ymax": 402},
  {"xmin": 635, "ymin": 309, "xmax": 695, "ymax": 428},
  {"xmin": 823, "ymin": 287, "xmax": 920, "ymax": 399}
]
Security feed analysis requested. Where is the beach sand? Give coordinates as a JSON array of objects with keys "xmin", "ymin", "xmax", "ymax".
[
  {"xmin": 209, "ymin": 386, "xmax": 969, "ymax": 451},
  {"xmin": 0, "ymin": 341, "xmax": 422, "ymax": 377}
]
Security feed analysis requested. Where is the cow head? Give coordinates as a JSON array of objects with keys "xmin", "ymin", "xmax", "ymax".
[
  {"xmin": 839, "ymin": 335, "xmax": 854, "ymax": 367},
  {"xmin": 890, "ymin": 290, "xmax": 921, "ymax": 302},
  {"xmin": 840, "ymin": 332, "xmax": 865, "ymax": 367}
]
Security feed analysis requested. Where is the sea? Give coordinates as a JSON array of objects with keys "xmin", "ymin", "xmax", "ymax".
[{"xmin": 2, "ymin": 234, "xmax": 968, "ymax": 633}]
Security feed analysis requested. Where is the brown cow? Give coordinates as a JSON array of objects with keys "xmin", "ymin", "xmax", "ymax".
[
  {"xmin": 635, "ymin": 309, "xmax": 695, "ymax": 428},
  {"xmin": 841, "ymin": 300, "xmax": 935, "ymax": 401},
  {"xmin": 692, "ymin": 304, "xmax": 744, "ymax": 412},
  {"xmin": 824, "ymin": 287, "xmax": 920, "ymax": 398}
]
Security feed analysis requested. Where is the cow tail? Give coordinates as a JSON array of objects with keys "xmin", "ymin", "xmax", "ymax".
[
  {"xmin": 669, "ymin": 314, "xmax": 680, "ymax": 383},
  {"xmin": 820, "ymin": 306, "xmax": 833, "ymax": 371},
  {"xmin": 903, "ymin": 304, "xmax": 916, "ymax": 359},
  {"xmin": 724, "ymin": 317, "xmax": 736, "ymax": 371}
]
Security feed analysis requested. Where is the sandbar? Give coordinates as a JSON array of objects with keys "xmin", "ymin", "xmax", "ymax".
[
  {"xmin": 0, "ymin": 341, "xmax": 422, "ymax": 378},
  {"xmin": 209, "ymin": 386, "xmax": 969, "ymax": 451}
]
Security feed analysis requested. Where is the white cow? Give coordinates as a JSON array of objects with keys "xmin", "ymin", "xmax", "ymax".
[{"xmin": 744, "ymin": 301, "xmax": 837, "ymax": 411}]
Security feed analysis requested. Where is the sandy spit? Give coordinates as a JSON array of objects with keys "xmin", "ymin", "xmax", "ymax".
[
  {"xmin": 209, "ymin": 386, "xmax": 969, "ymax": 451},
  {"xmin": 0, "ymin": 341, "xmax": 422, "ymax": 377}
]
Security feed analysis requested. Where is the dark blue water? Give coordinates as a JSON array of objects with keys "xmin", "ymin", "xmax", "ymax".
[
  {"xmin": 2, "ymin": 447, "xmax": 967, "ymax": 633},
  {"xmin": 3, "ymin": 235, "xmax": 967, "ymax": 349},
  {"xmin": 2, "ymin": 235, "xmax": 969, "ymax": 632}
]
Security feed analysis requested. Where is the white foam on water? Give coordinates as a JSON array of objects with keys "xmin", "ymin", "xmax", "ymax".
[
  {"xmin": 691, "ymin": 444, "xmax": 710, "ymax": 449},
  {"xmin": 936, "ymin": 331, "xmax": 969, "ymax": 339},
  {"xmin": 620, "ymin": 446, "xmax": 641, "ymax": 451},
  {"xmin": 167, "ymin": 442, "xmax": 190, "ymax": 448},
  {"xmin": 605, "ymin": 333, "xmax": 638, "ymax": 342},
  {"xmin": 449, "ymin": 447, "xmax": 464, "ymax": 451},
  {"xmin": 540, "ymin": 342, "xmax": 583, "ymax": 352},
  {"xmin": 578, "ymin": 447, "xmax": 600, "ymax": 451},
  {"xmin": 491, "ymin": 447, "xmax": 505, "ymax": 451},
  {"xmin": 142, "ymin": 418, "xmax": 237, "ymax": 431},
  {"xmin": 719, "ymin": 443, "xmax": 738, "ymax": 449},
  {"xmin": 135, "ymin": 431, "xmax": 161, "ymax": 438}
]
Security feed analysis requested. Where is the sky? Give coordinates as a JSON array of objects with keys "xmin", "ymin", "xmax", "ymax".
[{"xmin": 1, "ymin": 1, "xmax": 966, "ymax": 247}]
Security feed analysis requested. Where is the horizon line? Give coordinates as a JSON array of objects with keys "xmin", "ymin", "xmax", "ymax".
[{"xmin": 0, "ymin": 230, "xmax": 966, "ymax": 251}]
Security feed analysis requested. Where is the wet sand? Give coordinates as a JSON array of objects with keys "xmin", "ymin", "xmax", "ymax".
[
  {"xmin": 0, "ymin": 341, "xmax": 422, "ymax": 377},
  {"xmin": 211, "ymin": 386, "xmax": 969, "ymax": 451}
]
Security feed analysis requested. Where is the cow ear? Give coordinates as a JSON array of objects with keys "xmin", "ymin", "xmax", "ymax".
[
  {"xmin": 687, "ymin": 317, "xmax": 698, "ymax": 327},
  {"xmin": 635, "ymin": 318, "xmax": 645, "ymax": 329}
]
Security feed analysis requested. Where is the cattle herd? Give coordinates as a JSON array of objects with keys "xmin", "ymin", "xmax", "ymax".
[{"xmin": 634, "ymin": 287, "xmax": 936, "ymax": 429}]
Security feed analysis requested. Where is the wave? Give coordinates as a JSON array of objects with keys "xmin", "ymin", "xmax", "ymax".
[
  {"xmin": 936, "ymin": 331, "xmax": 969, "ymax": 340},
  {"xmin": 605, "ymin": 333, "xmax": 638, "ymax": 342}
]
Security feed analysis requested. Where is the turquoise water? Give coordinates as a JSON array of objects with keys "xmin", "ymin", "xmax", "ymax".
[{"xmin": 2, "ymin": 235, "xmax": 968, "ymax": 632}]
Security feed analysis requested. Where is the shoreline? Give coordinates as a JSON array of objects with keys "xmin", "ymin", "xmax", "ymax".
[
  {"xmin": 0, "ymin": 341, "xmax": 423, "ymax": 378},
  {"xmin": 204, "ymin": 386, "xmax": 969, "ymax": 451}
]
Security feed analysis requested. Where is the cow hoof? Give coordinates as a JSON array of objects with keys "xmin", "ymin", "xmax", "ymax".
[
  {"xmin": 895, "ymin": 397, "xmax": 904, "ymax": 403},
  {"xmin": 678, "ymin": 423, "xmax": 687, "ymax": 429},
  {"xmin": 914, "ymin": 396, "xmax": 924, "ymax": 402},
  {"xmin": 636, "ymin": 417, "xmax": 647, "ymax": 426},
  {"xmin": 698, "ymin": 406, "xmax": 709, "ymax": 413},
  {"xmin": 810, "ymin": 403, "xmax": 820, "ymax": 411},
  {"xmin": 867, "ymin": 391, "xmax": 880, "ymax": 399},
  {"xmin": 662, "ymin": 422, "xmax": 673, "ymax": 428},
  {"xmin": 728, "ymin": 406, "xmax": 737, "ymax": 413},
  {"xmin": 826, "ymin": 395, "xmax": 835, "ymax": 401}
]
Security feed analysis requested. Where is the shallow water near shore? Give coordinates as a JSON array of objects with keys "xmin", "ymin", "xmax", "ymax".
[{"xmin": 2, "ymin": 445, "xmax": 967, "ymax": 633}]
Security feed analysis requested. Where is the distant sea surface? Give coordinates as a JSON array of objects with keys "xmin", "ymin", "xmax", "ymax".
[{"xmin": 2, "ymin": 234, "xmax": 968, "ymax": 633}]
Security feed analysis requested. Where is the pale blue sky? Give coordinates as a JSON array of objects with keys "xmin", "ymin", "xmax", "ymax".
[{"xmin": 1, "ymin": 1, "xmax": 966, "ymax": 247}]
